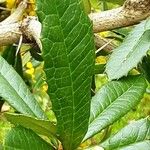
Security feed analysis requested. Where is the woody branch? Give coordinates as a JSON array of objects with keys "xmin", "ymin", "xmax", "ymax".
[{"xmin": 0, "ymin": 0, "xmax": 150, "ymax": 49}]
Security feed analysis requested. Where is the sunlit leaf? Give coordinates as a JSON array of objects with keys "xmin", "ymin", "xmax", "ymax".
[
  {"xmin": 83, "ymin": 75, "xmax": 147, "ymax": 141},
  {"xmin": 0, "ymin": 56, "xmax": 46, "ymax": 119},
  {"xmin": 106, "ymin": 18, "xmax": 150, "ymax": 80}
]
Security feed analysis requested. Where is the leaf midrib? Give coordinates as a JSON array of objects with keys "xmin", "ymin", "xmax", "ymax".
[
  {"xmin": 110, "ymin": 29, "xmax": 149, "ymax": 77},
  {"xmin": 55, "ymin": 2, "xmax": 76, "ymax": 148},
  {"xmin": 0, "ymin": 70, "xmax": 36, "ymax": 117},
  {"xmin": 8, "ymin": 115, "xmax": 56, "ymax": 136},
  {"xmin": 114, "ymin": 140, "xmax": 150, "ymax": 150},
  {"xmin": 115, "ymin": 122, "xmax": 148, "ymax": 149},
  {"xmin": 90, "ymin": 77, "xmax": 142, "ymax": 125}
]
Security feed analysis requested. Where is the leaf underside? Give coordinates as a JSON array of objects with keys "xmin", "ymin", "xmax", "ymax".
[
  {"xmin": 3, "ymin": 126, "xmax": 54, "ymax": 150},
  {"xmin": 106, "ymin": 19, "xmax": 150, "ymax": 80},
  {"xmin": 83, "ymin": 75, "xmax": 147, "ymax": 141},
  {"xmin": 0, "ymin": 56, "xmax": 46, "ymax": 119},
  {"xmin": 118, "ymin": 141, "xmax": 150, "ymax": 150},
  {"xmin": 36, "ymin": 0, "xmax": 95, "ymax": 149},
  {"xmin": 101, "ymin": 118, "xmax": 150, "ymax": 150},
  {"xmin": 5, "ymin": 113, "xmax": 56, "ymax": 138}
]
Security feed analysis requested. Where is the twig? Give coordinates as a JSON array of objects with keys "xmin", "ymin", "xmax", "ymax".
[
  {"xmin": 0, "ymin": 0, "xmax": 42, "ymax": 48},
  {"xmin": 96, "ymin": 39, "xmax": 115, "ymax": 54},
  {"xmin": 21, "ymin": 17, "xmax": 42, "ymax": 50},
  {"xmin": 0, "ymin": 6, "xmax": 11, "ymax": 11},
  {"xmin": 0, "ymin": 0, "xmax": 150, "ymax": 49},
  {"xmin": 94, "ymin": 34, "xmax": 117, "ymax": 52},
  {"xmin": 0, "ymin": 0, "xmax": 27, "ymax": 25},
  {"xmin": 89, "ymin": 0, "xmax": 150, "ymax": 32},
  {"xmin": 0, "ymin": 23, "xmax": 21, "ymax": 45}
]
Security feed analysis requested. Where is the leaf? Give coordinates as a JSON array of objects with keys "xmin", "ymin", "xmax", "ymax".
[
  {"xmin": 139, "ymin": 55, "xmax": 150, "ymax": 83},
  {"xmin": 2, "ymin": 45, "xmax": 16, "ymax": 66},
  {"xmin": 0, "ymin": 55, "xmax": 46, "ymax": 119},
  {"xmin": 83, "ymin": 75, "xmax": 147, "ymax": 141},
  {"xmin": 84, "ymin": 146, "xmax": 104, "ymax": 150},
  {"xmin": 5, "ymin": 113, "xmax": 56, "ymax": 138},
  {"xmin": 106, "ymin": 18, "xmax": 150, "ymax": 80},
  {"xmin": 36, "ymin": 0, "xmax": 95, "ymax": 149},
  {"xmin": 118, "ymin": 141, "xmax": 150, "ymax": 150},
  {"xmin": 14, "ymin": 51, "xmax": 23, "ymax": 78},
  {"xmin": 86, "ymin": 141, "xmax": 150, "ymax": 150},
  {"xmin": 29, "ymin": 45, "xmax": 43, "ymax": 62},
  {"xmin": 100, "ymin": 118, "xmax": 150, "ymax": 150},
  {"xmin": 95, "ymin": 64, "xmax": 105, "ymax": 74},
  {"xmin": 82, "ymin": 0, "xmax": 91, "ymax": 14},
  {"xmin": 2, "ymin": 45, "xmax": 23, "ymax": 77},
  {"xmin": 3, "ymin": 126, "xmax": 54, "ymax": 150}
]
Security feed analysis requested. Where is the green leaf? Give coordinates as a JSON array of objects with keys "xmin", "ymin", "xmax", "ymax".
[
  {"xmin": 83, "ymin": 75, "xmax": 147, "ymax": 141},
  {"xmin": 139, "ymin": 55, "xmax": 150, "ymax": 83},
  {"xmin": 118, "ymin": 141, "xmax": 150, "ymax": 150},
  {"xmin": 101, "ymin": 118, "xmax": 150, "ymax": 150},
  {"xmin": 95, "ymin": 64, "xmax": 105, "ymax": 74},
  {"xmin": 2, "ymin": 45, "xmax": 16, "ymax": 66},
  {"xmin": 82, "ymin": 0, "xmax": 91, "ymax": 14},
  {"xmin": 36, "ymin": 0, "xmax": 95, "ymax": 149},
  {"xmin": 106, "ymin": 18, "xmax": 150, "ymax": 80},
  {"xmin": 0, "ymin": 55, "xmax": 46, "ymax": 119},
  {"xmin": 3, "ymin": 126, "xmax": 54, "ymax": 150},
  {"xmin": 90, "ymin": 0, "xmax": 100, "ymax": 10},
  {"xmin": 86, "ymin": 141, "xmax": 150, "ymax": 150},
  {"xmin": 2, "ymin": 45, "xmax": 23, "ymax": 78},
  {"xmin": 29, "ymin": 46, "xmax": 43, "ymax": 62},
  {"xmin": 5, "ymin": 113, "xmax": 56, "ymax": 138},
  {"xmin": 14, "ymin": 51, "xmax": 23, "ymax": 78}
]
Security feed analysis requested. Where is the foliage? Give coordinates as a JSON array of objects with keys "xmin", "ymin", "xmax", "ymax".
[
  {"xmin": 106, "ymin": 19, "xmax": 150, "ymax": 80},
  {"xmin": 4, "ymin": 126, "xmax": 54, "ymax": 150},
  {"xmin": 100, "ymin": 118, "xmax": 150, "ymax": 150},
  {"xmin": 84, "ymin": 75, "xmax": 147, "ymax": 141},
  {"xmin": 0, "ymin": 0, "xmax": 150, "ymax": 150},
  {"xmin": 36, "ymin": 0, "xmax": 95, "ymax": 149}
]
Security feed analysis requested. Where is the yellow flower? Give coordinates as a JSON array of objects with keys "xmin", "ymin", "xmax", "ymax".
[
  {"xmin": 29, "ymin": 0, "xmax": 35, "ymax": 3},
  {"xmin": 96, "ymin": 56, "xmax": 107, "ymax": 64},
  {"xmin": 25, "ymin": 68, "xmax": 34, "ymax": 75},
  {"xmin": 100, "ymin": 31, "xmax": 109, "ymax": 38},
  {"xmin": 6, "ymin": 0, "xmax": 16, "ymax": 9},
  {"xmin": 26, "ymin": 62, "xmax": 33, "ymax": 69},
  {"xmin": 42, "ymin": 85, "xmax": 48, "ymax": 92},
  {"xmin": 29, "ymin": 11, "xmax": 36, "ymax": 16},
  {"xmin": 27, "ymin": 0, "xmax": 36, "ymax": 16}
]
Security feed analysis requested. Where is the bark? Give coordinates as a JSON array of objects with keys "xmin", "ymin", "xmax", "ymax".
[
  {"xmin": 0, "ymin": 23, "xmax": 21, "ymax": 45},
  {"xmin": 0, "ymin": 0, "xmax": 150, "ymax": 48},
  {"xmin": 90, "ymin": 0, "xmax": 150, "ymax": 32},
  {"xmin": 0, "ymin": 0, "xmax": 41, "ymax": 48}
]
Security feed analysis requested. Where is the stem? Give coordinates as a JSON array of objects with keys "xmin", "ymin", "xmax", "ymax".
[
  {"xmin": 0, "ymin": 0, "xmax": 150, "ymax": 48},
  {"xmin": 89, "ymin": 0, "xmax": 150, "ymax": 32}
]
